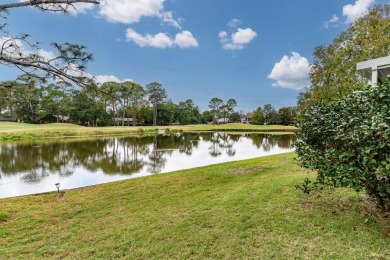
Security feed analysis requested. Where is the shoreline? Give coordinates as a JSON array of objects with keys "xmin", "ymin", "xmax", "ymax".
[{"xmin": 0, "ymin": 122, "xmax": 297, "ymax": 141}]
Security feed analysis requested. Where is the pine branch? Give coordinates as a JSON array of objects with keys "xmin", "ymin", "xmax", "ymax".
[{"xmin": 0, "ymin": 1, "xmax": 99, "ymax": 10}]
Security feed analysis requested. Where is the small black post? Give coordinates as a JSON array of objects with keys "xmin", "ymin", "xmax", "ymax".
[{"xmin": 55, "ymin": 183, "xmax": 60, "ymax": 193}]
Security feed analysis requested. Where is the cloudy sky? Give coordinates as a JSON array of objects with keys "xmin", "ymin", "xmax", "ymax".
[{"xmin": 1, "ymin": 0, "xmax": 386, "ymax": 112}]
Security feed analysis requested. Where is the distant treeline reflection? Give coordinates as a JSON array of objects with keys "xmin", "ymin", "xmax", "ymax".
[{"xmin": 0, "ymin": 133, "xmax": 295, "ymax": 183}]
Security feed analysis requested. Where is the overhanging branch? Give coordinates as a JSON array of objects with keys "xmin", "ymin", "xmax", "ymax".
[{"xmin": 0, "ymin": 1, "xmax": 99, "ymax": 10}]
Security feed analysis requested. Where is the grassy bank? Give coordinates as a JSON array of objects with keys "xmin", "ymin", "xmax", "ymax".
[
  {"xmin": 0, "ymin": 153, "xmax": 388, "ymax": 259},
  {"xmin": 0, "ymin": 122, "xmax": 297, "ymax": 141}
]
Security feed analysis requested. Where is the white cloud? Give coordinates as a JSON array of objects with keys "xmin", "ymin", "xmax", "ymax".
[
  {"xmin": 218, "ymin": 31, "xmax": 227, "ymax": 38},
  {"xmin": 94, "ymin": 75, "xmax": 133, "ymax": 85},
  {"xmin": 343, "ymin": 0, "xmax": 374, "ymax": 23},
  {"xmin": 99, "ymin": 0, "xmax": 165, "ymax": 24},
  {"xmin": 324, "ymin": 15, "xmax": 339, "ymax": 29},
  {"xmin": 99, "ymin": 0, "xmax": 198, "ymax": 49},
  {"xmin": 126, "ymin": 28, "xmax": 198, "ymax": 48},
  {"xmin": 158, "ymin": 11, "xmax": 182, "ymax": 29},
  {"xmin": 324, "ymin": 0, "xmax": 374, "ymax": 28},
  {"xmin": 219, "ymin": 28, "xmax": 257, "ymax": 51},
  {"xmin": 174, "ymin": 31, "xmax": 199, "ymax": 48},
  {"xmin": 99, "ymin": 0, "xmax": 182, "ymax": 28},
  {"xmin": 227, "ymin": 18, "xmax": 242, "ymax": 28},
  {"xmin": 126, "ymin": 28, "xmax": 173, "ymax": 48},
  {"xmin": 268, "ymin": 52, "xmax": 311, "ymax": 90}
]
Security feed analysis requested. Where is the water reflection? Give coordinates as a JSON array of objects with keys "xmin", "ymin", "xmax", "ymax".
[{"xmin": 0, "ymin": 133, "xmax": 295, "ymax": 198}]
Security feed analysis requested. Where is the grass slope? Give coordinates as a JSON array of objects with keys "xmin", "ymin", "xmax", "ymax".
[
  {"xmin": 0, "ymin": 122, "xmax": 297, "ymax": 140},
  {"xmin": 0, "ymin": 153, "xmax": 388, "ymax": 259}
]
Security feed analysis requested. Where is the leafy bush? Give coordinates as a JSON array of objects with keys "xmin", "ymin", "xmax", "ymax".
[
  {"xmin": 0, "ymin": 212, "xmax": 10, "ymax": 222},
  {"xmin": 295, "ymin": 77, "xmax": 390, "ymax": 211}
]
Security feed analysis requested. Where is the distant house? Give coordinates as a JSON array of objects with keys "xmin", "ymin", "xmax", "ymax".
[
  {"xmin": 53, "ymin": 115, "xmax": 69, "ymax": 122},
  {"xmin": 114, "ymin": 117, "xmax": 134, "ymax": 123},
  {"xmin": 0, "ymin": 116, "xmax": 12, "ymax": 122},
  {"xmin": 217, "ymin": 118, "xmax": 229, "ymax": 124},
  {"xmin": 240, "ymin": 114, "xmax": 252, "ymax": 124}
]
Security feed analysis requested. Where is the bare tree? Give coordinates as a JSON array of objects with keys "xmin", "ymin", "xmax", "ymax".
[{"xmin": 0, "ymin": 1, "xmax": 99, "ymax": 89}]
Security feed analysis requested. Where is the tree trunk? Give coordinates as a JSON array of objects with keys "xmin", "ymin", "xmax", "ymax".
[
  {"xmin": 122, "ymin": 104, "xmax": 125, "ymax": 127},
  {"xmin": 111, "ymin": 101, "xmax": 116, "ymax": 126},
  {"xmin": 132, "ymin": 109, "xmax": 137, "ymax": 127},
  {"xmin": 153, "ymin": 104, "xmax": 157, "ymax": 126}
]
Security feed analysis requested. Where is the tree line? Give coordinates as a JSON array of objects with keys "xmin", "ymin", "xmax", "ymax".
[
  {"xmin": 0, "ymin": 74, "xmax": 296, "ymax": 126},
  {"xmin": 0, "ymin": 76, "xmax": 197, "ymax": 126}
]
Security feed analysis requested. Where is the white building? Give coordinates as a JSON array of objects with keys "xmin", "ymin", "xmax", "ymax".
[{"xmin": 357, "ymin": 55, "xmax": 390, "ymax": 84}]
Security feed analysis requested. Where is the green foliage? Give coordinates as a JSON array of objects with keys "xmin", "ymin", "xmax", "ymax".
[
  {"xmin": 11, "ymin": 80, "xmax": 42, "ymax": 123},
  {"xmin": 177, "ymin": 99, "xmax": 201, "ymax": 125},
  {"xmin": 295, "ymin": 78, "xmax": 390, "ymax": 211},
  {"xmin": 228, "ymin": 112, "xmax": 241, "ymax": 123},
  {"xmin": 201, "ymin": 110, "xmax": 214, "ymax": 124},
  {"xmin": 69, "ymin": 90, "xmax": 110, "ymax": 126},
  {"xmin": 250, "ymin": 107, "xmax": 264, "ymax": 125},
  {"xmin": 295, "ymin": 177, "xmax": 318, "ymax": 194},
  {"xmin": 263, "ymin": 104, "xmax": 280, "ymax": 125},
  {"xmin": 297, "ymin": 4, "xmax": 390, "ymax": 114},
  {"xmin": 0, "ymin": 212, "xmax": 10, "ymax": 222},
  {"xmin": 278, "ymin": 106, "xmax": 296, "ymax": 125},
  {"xmin": 157, "ymin": 100, "xmax": 177, "ymax": 125}
]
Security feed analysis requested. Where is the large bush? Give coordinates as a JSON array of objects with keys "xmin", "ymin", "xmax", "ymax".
[{"xmin": 295, "ymin": 78, "xmax": 390, "ymax": 211}]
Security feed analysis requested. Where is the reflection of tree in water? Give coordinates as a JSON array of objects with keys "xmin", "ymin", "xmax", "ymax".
[
  {"xmin": 146, "ymin": 133, "xmax": 201, "ymax": 173},
  {"xmin": 20, "ymin": 169, "xmax": 50, "ymax": 183},
  {"xmin": 147, "ymin": 135, "xmax": 167, "ymax": 173},
  {"xmin": 248, "ymin": 134, "xmax": 264, "ymax": 149},
  {"xmin": 178, "ymin": 132, "xmax": 200, "ymax": 155},
  {"xmin": 219, "ymin": 133, "xmax": 238, "ymax": 157},
  {"xmin": 98, "ymin": 137, "xmax": 151, "ymax": 174},
  {"xmin": 206, "ymin": 132, "xmax": 223, "ymax": 157},
  {"xmin": 203, "ymin": 132, "xmax": 239, "ymax": 157},
  {"xmin": 249, "ymin": 134, "xmax": 296, "ymax": 152},
  {"xmin": 277, "ymin": 135, "xmax": 296, "ymax": 148},
  {"xmin": 0, "ymin": 137, "xmax": 155, "ymax": 182},
  {"xmin": 155, "ymin": 132, "xmax": 200, "ymax": 155}
]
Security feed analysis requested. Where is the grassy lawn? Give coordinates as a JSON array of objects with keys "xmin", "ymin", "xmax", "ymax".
[
  {"xmin": 0, "ymin": 122, "xmax": 297, "ymax": 140},
  {"xmin": 0, "ymin": 153, "xmax": 388, "ymax": 259}
]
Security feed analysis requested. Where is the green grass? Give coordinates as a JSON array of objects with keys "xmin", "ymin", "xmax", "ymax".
[
  {"xmin": 0, "ymin": 122, "xmax": 297, "ymax": 140},
  {"xmin": 0, "ymin": 153, "xmax": 388, "ymax": 259}
]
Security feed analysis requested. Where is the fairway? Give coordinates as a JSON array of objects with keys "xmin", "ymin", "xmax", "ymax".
[{"xmin": 0, "ymin": 122, "xmax": 297, "ymax": 141}]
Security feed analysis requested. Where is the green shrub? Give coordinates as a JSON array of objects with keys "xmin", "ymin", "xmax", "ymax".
[
  {"xmin": 0, "ymin": 212, "xmax": 10, "ymax": 222},
  {"xmin": 295, "ymin": 77, "xmax": 390, "ymax": 211}
]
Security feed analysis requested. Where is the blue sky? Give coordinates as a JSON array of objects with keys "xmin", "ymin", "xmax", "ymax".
[{"xmin": 1, "ymin": 0, "xmax": 387, "ymax": 112}]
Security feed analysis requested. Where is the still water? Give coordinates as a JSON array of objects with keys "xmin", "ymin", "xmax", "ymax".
[{"xmin": 0, "ymin": 132, "xmax": 295, "ymax": 198}]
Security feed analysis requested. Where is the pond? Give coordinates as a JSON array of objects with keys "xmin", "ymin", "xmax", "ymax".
[{"xmin": 0, "ymin": 132, "xmax": 295, "ymax": 198}]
